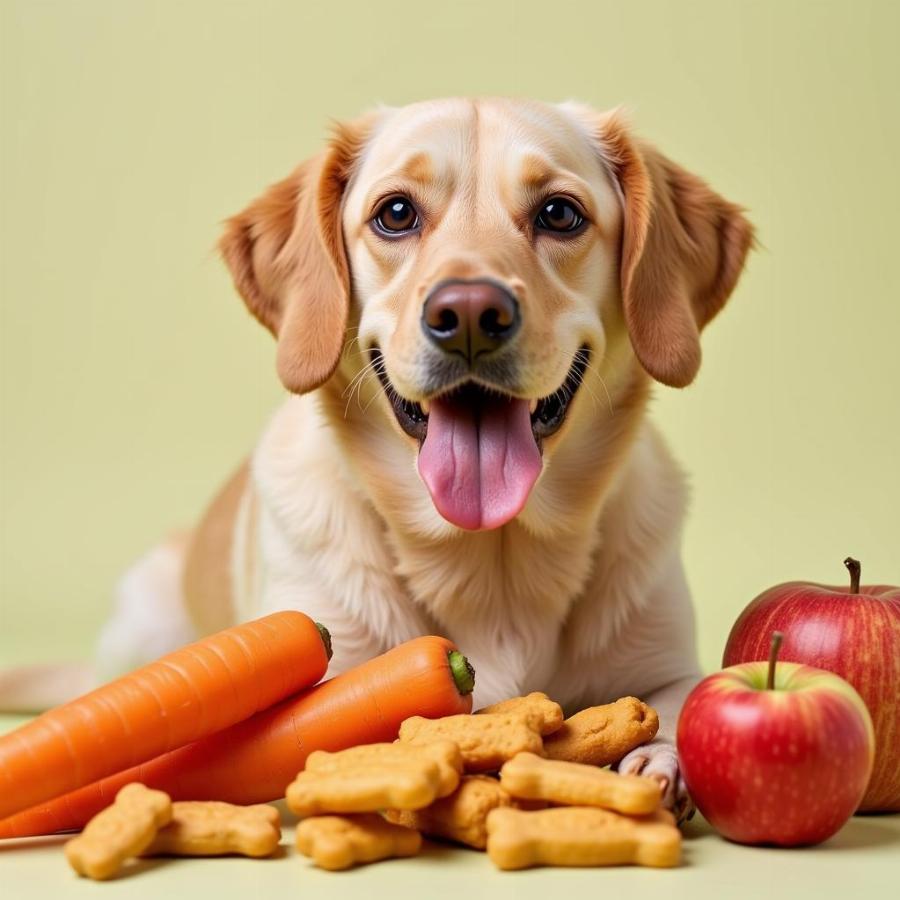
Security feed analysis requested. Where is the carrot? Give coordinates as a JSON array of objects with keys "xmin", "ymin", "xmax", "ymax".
[
  {"xmin": 0, "ymin": 636, "xmax": 474, "ymax": 838},
  {"xmin": 0, "ymin": 610, "xmax": 331, "ymax": 821}
]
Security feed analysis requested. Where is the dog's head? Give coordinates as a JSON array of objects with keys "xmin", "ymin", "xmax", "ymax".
[{"xmin": 220, "ymin": 99, "xmax": 753, "ymax": 533}]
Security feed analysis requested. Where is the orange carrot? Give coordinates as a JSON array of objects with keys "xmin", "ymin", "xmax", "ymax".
[
  {"xmin": 0, "ymin": 636, "xmax": 474, "ymax": 838},
  {"xmin": 0, "ymin": 611, "xmax": 331, "ymax": 821}
]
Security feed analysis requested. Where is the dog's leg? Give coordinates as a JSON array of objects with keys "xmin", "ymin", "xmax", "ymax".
[
  {"xmin": 562, "ymin": 538, "xmax": 701, "ymax": 823},
  {"xmin": 615, "ymin": 674, "xmax": 699, "ymax": 822},
  {"xmin": 603, "ymin": 550, "xmax": 700, "ymax": 823}
]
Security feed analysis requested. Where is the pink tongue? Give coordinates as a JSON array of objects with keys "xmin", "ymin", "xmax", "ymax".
[{"xmin": 417, "ymin": 393, "xmax": 542, "ymax": 531}]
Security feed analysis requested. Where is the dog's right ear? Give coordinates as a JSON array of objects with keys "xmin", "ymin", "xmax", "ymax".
[{"xmin": 219, "ymin": 119, "xmax": 373, "ymax": 394}]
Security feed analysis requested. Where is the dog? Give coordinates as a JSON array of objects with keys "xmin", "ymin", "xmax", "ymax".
[{"xmin": 7, "ymin": 98, "xmax": 754, "ymax": 819}]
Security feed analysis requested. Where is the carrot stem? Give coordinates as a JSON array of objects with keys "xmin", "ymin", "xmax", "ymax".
[
  {"xmin": 315, "ymin": 622, "xmax": 333, "ymax": 660},
  {"xmin": 448, "ymin": 650, "xmax": 475, "ymax": 695},
  {"xmin": 766, "ymin": 631, "xmax": 783, "ymax": 690},
  {"xmin": 843, "ymin": 557, "xmax": 861, "ymax": 594}
]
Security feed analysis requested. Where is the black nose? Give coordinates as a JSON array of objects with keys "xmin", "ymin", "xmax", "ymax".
[{"xmin": 421, "ymin": 279, "xmax": 521, "ymax": 363}]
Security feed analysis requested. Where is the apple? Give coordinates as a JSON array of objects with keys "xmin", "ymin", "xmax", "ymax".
[
  {"xmin": 722, "ymin": 557, "xmax": 900, "ymax": 811},
  {"xmin": 677, "ymin": 633, "xmax": 874, "ymax": 846}
]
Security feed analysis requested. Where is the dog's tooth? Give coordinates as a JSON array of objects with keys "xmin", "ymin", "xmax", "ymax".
[
  {"xmin": 529, "ymin": 399, "xmax": 538, "ymax": 414},
  {"xmin": 420, "ymin": 399, "xmax": 430, "ymax": 414}
]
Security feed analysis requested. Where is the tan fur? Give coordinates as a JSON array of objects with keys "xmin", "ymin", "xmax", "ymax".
[
  {"xmin": 182, "ymin": 462, "xmax": 248, "ymax": 634},
  {"xmin": 108, "ymin": 99, "xmax": 753, "ymax": 815}
]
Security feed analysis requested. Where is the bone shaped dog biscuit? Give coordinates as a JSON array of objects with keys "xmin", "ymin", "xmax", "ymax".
[
  {"xmin": 486, "ymin": 806, "xmax": 681, "ymax": 870},
  {"xmin": 64, "ymin": 783, "xmax": 172, "ymax": 880},
  {"xmin": 142, "ymin": 801, "xmax": 281, "ymax": 857},
  {"xmin": 399, "ymin": 712, "xmax": 544, "ymax": 773},
  {"xmin": 287, "ymin": 761, "xmax": 445, "ymax": 817},
  {"xmin": 477, "ymin": 692, "xmax": 564, "ymax": 736},
  {"xmin": 295, "ymin": 814, "xmax": 421, "ymax": 870},
  {"xmin": 304, "ymin": 740, "xmax": 463, "ymax": 798},
  {"xmin": 542, "ymin": 697, "xmax": 659, "ymax": 767},
  {"xmin": 500, "ymin": 752, "xmax": 661, "ymax": 815}
]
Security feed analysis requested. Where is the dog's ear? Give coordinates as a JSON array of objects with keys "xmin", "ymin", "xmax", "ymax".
[
  {"xmin": 219, "ymin": 118, "xmax": 373, "ymax": 394},
  {"xmin": 598, "ymin": 113, "xmax": 754, "ymax": 387}
]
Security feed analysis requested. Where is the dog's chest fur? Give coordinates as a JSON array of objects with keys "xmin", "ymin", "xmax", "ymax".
[{"xmin": 237, "ymin": 393, "xmax": 686, "ymax": 709}]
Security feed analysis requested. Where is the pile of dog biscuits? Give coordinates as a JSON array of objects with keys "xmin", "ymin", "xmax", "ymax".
[
  {"xmin": 291, "ymin": 692, "xmax": 680, "ymax": 870},
  {"xmin": 63, "ymin": 692, "xmax": 677, "ymax": 877}
]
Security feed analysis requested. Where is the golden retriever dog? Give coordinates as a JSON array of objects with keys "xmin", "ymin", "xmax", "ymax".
[{"xmin": 7, "ymin": 98, "xmax": 753, "ymax": 818}]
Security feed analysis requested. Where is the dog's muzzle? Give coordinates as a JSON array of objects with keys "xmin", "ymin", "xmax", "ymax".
[{"xmin": 421, "ymin": 279, "xmax": 521, "ymax": 366}]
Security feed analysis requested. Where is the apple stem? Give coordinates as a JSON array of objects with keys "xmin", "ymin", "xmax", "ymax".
[
  {"xmin": 766, "ymin": 631, "xmax": 783, "ymax": 691},
  {"xmin": 844, "ymin": 557, "xmax": 861, "ymax": 593}
]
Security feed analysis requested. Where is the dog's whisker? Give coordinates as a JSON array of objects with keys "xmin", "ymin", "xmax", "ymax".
[
  {"xmin": 341, "ymin": 326, "xmax": 364, "ymax": 353},
  {"xmin": 578, "ymin": 365, "xmax": 611, "ymax": 414},
  {"xmin": 341, "ymin": 357, "xmax": 381, "ymax": 417},
  {"xmin": 342, "ymin": 334, "xmax": 362, "ymax": 357},
  {"xmin": 353, "ymin": 360, "xmax": 379, "ymax": 392},
  {"xmin": 355, "ymin": 368, "xmax": 382, "ymax": 412},
  {"xmin": 360, "ymin": 376, "xmax": 392, "ymax": 416},
  {"xmin": 578, "ymin": 378, "xmax": 604, "ymax": 414},
  {"xmin": 343, "ymin": 371, "xmax": 370, "ymax": 418},
  {"xmin": 594, "ymin": 373, "xmax": 613, "ymax": 414},
  {"xmin": 358, "ymin": 352, "xmax": 397, "ymax": 415},
  {"xmin": 341, "ymin": 362, "xmax": 374, "ymax": 401},
  {"xmin": 572, "ymin": 352, "xmax": 613, "ymax": 415},
  {"xmin": 344, "ymin": 372, "xmax": 376, "ymax": 419},
  {"xmin": 350, "ymin": 352, "xmax": 389, "ymax": 414}
]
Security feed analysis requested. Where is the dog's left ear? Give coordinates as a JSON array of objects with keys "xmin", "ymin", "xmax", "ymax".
[
  {"xmin": 218, "ymin": 117, "xmax": 374, "ymax": 394},
  {"xmin": 598, "ymin": 112, "xmax": 755, "ymax": 388}
]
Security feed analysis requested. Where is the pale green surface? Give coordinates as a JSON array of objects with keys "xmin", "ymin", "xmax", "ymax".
[
  {"xmin": 1, "ymin": 719, "xmax": 898, "ymax": 900},
  {"xmin": 3, "ymin": 817, "xmax": 900, "ymax": 900}
]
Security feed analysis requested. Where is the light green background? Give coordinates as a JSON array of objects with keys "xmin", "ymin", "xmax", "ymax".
[
  {"xmin": 2, "ymin": 0, "xmax": 898, "ymax": 675},
  {"xmin": 1, "ymin": 4, "xmax": 898, "ymax": 896}
]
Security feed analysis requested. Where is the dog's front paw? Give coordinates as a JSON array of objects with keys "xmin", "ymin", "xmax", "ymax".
[{"xmin": 615, "ymin": 739, "xmax": 694, "ymax": 824}]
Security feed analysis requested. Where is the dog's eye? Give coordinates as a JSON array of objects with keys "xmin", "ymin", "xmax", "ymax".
[
  {"xmin": 373, "ymin": 197, "xmax": 420, "ymax": 235},
  {"xmin": 535, "ymin": 197, "xmax": 584, "ymax": 234}
]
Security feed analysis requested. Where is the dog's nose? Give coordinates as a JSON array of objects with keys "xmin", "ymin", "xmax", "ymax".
[{"xmin": 421, "ymin": 279, "xmax": 521, "ymax": 362}]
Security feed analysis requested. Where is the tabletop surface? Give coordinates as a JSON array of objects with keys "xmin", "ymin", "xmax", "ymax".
[{"xmin": 1, "ymin": 716, "xmax": 898, "ymax": 900}]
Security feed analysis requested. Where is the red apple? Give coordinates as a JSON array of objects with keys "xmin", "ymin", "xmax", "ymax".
[
  {"xmin": 677, "ymin": 634, "xmax": 874, "ymax": 847},
  {"xmin": 722, "ymin": 557, "xmax": 900, "ymax": 811}
]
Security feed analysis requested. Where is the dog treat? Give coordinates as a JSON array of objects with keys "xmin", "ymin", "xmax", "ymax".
[
  {"xmin": 286, "ymin": 749, "xmax": 450, "ymax": 817},
  {"xmin": 141, "ymin": 801, "xmax": 281, "ymax": 858},
  {"xmin": 296, "ymin": 814, "xmax": 421, "ymax": 870},
  {"xmin": 399, "ymin": 713, "xmax": 544, "ymax": 773},
  {"xmin": 304, "ymin": 740, "xmax": 463, "ymax": 798},
  {"xmin": 64, "ymin": 783, "xmax": 172, "ymax": 880},
  {"xmin": 542, "ymin": 697, "xmax": 659, "ymax": 766},
  {"xmin": 477, "ymin": 692, "xmax": 564, "ymax": 736},
  {"xmin": 485, "ymin": 806, "xmax": 681, "ymax": 870},
  {"xmin": 385, "ymin": 774, "xmax": 520, "ymax": 849},
  {"xmin": 500, "ymin": 752, "xmax": 661, "ymax": 815}
]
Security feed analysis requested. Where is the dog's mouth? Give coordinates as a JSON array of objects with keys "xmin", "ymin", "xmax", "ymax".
[{"xmin": 371, "ymin": 347, "xmax": 589, "ymax": 531}]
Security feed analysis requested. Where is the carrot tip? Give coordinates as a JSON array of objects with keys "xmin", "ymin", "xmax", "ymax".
[
  {"xmin": 448, "ymin": 650, "xmax": 475, "ymax": 696},
  {"xmin": 315, "ymin": 623, "xmax": 333, "ymax": 661}
]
